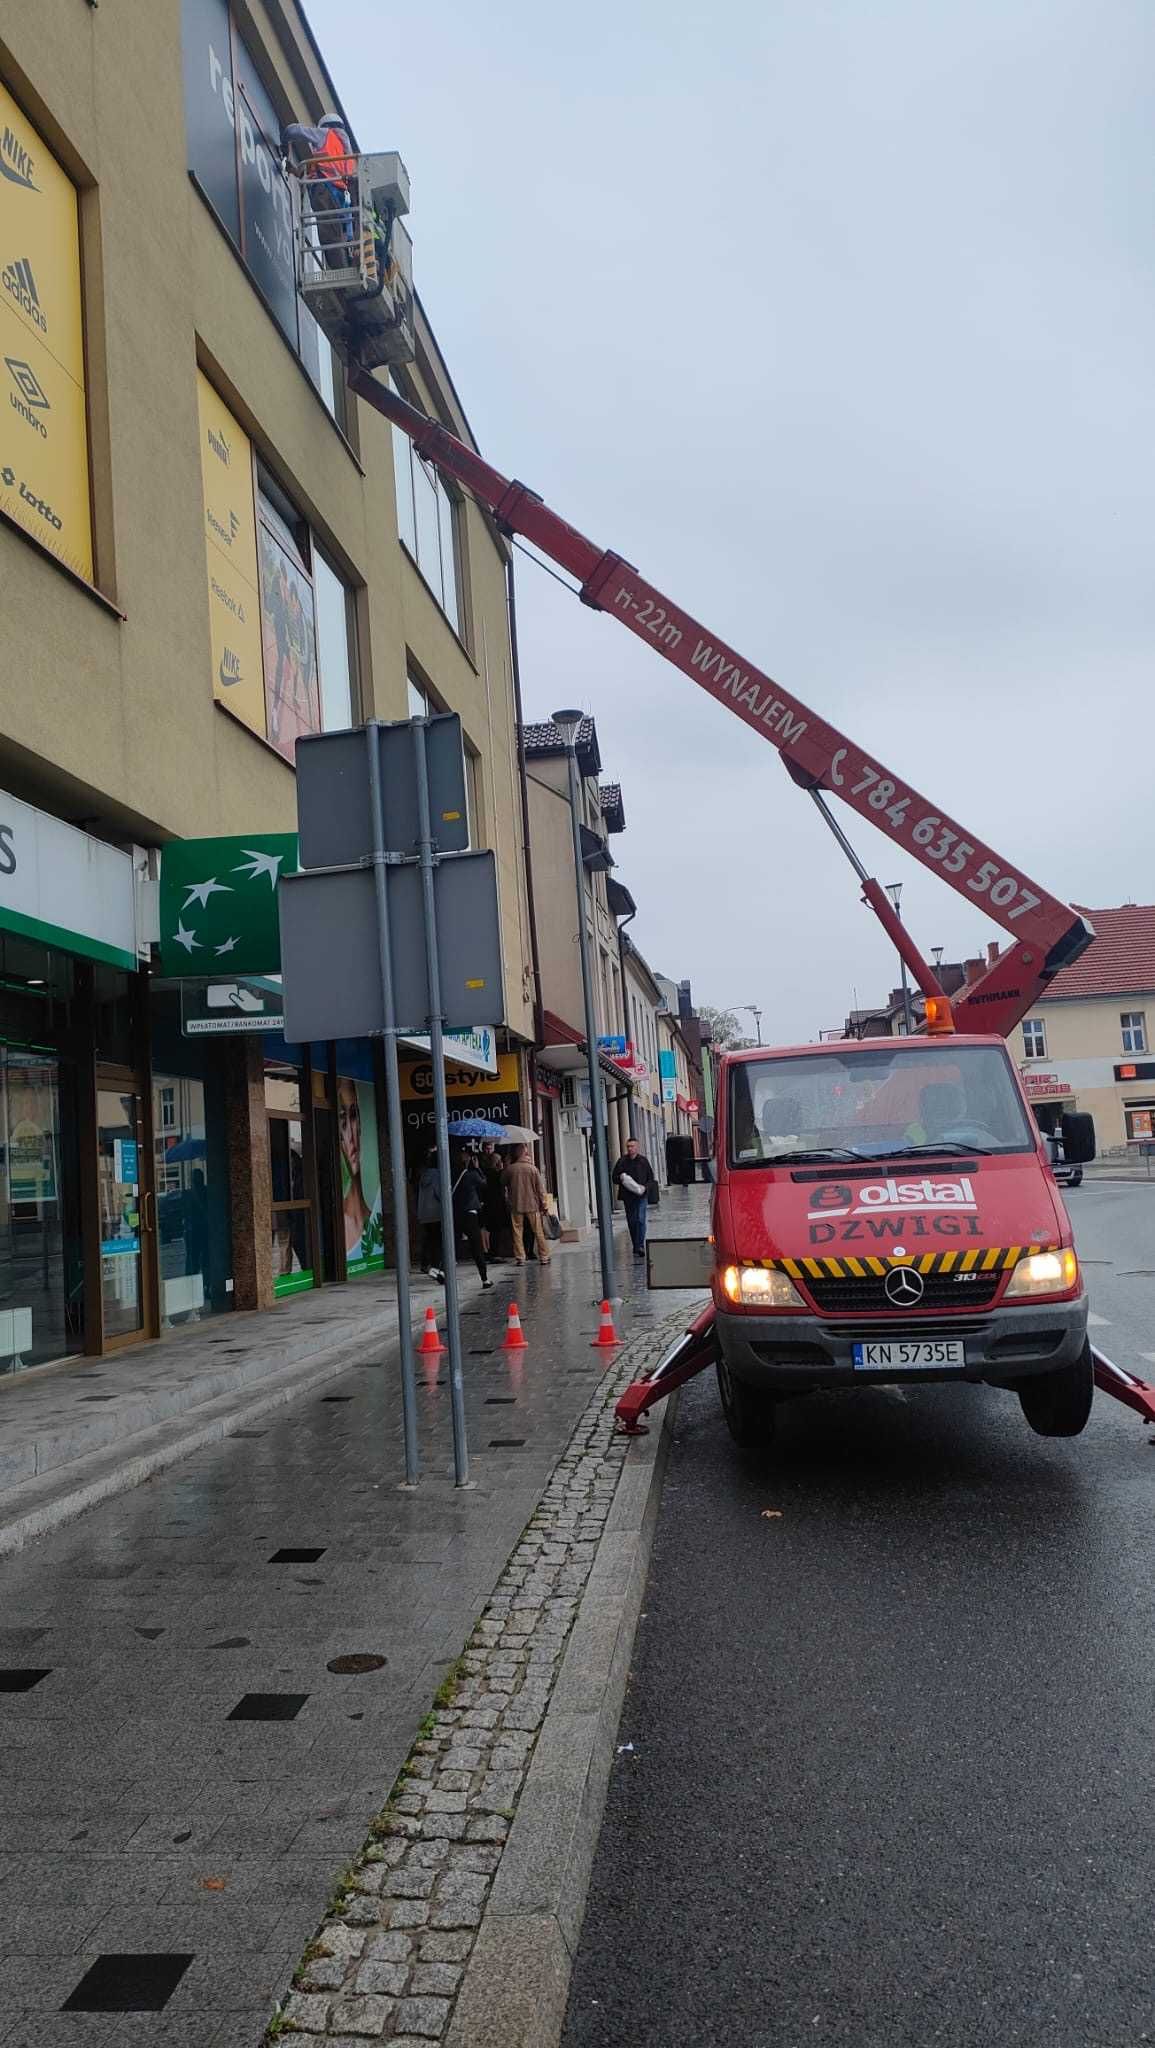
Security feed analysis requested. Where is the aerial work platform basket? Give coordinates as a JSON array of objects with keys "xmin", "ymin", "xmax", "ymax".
[{"xmin": 286, "ymin": 141, "xmax": 415, "ymax": 372}]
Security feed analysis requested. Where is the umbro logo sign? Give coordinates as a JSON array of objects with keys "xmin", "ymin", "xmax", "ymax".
[{"xmin": 6, "ymin": 356, "xmax": 50, "ymax": 437}]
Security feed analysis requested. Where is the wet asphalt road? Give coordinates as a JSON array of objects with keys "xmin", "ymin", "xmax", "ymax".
[{"xmin": 563, "ymin": 1181, "xmax": 1155, "ymax": 2048}]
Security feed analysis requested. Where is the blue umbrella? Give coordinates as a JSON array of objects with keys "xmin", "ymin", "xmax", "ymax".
[
  {"xmin": 447, "ymin": 1116, "xmax": 507, "ymax": 1139},
  {"xmin": 164, "ymin": 1136, "xmax": 207, "ymax": 1162}
]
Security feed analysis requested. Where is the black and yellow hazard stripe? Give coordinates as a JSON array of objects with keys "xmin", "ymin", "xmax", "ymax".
[{"xmin": 741, "ymin": 1245, "xmax": 1045, "ymax": 1281}]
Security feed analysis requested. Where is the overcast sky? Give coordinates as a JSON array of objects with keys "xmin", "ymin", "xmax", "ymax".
[{"xmin": 320, "ymin": 0, "xmax": 1155, "ymax": 1043}]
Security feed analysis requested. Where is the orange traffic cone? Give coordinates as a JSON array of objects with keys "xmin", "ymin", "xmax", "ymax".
[
  {"xmin": 417, "ymin": 1305, "xmax": 445, "ymax": 1355},
  {"xmin": 502, "ymin": 1302, "xmax": 528, "ymax": 1351},
  {"xmin": 591, "ymin": 1300, "xmax": 621, "ymax": 1349}
]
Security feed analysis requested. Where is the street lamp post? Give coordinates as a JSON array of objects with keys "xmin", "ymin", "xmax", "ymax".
[
  {"xmin": 552, "ymin": 709, "xmax": 617, "ymax": 1303},
  {"xmin": 721, "ymin": 1003, "xmax": 763, "ymax": 1046},
  {"xmin": 886, "ymin": 883, "xmax": 914, "ymax": 1035}
]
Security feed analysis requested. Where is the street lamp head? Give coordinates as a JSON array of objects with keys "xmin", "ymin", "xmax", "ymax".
[
  {"xmin": 886, "ymin": 881, "xmax": 902, "ymax": 908},
  {"xmin": 551, "ymin": 708, "xmax": 584, "ymax": 744}
]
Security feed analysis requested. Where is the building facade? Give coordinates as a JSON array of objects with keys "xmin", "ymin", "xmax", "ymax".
[
  {"xmin": 1013, "ymin": 906, "xmax": 1155, "ymax": 1154},
  {"xmin": 522, "ymin": 719, "xmax": 632, "ymax": 1229},
  {"xmin": 0, "ymin": 0, "xmax": 532, "ymax": 1375}
]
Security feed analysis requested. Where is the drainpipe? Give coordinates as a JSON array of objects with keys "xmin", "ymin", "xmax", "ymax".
[
  {"xmin": 506, "ymin": 553, "xmax": 546, "ymax": 1129},
  {"xmin": 617, "ymin": 913, "xmax": 638, "ymax": 1141}
]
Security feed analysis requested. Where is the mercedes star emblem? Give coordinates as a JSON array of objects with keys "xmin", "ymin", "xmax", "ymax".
[{"xmin": 884, "ymin": 1264, "xmax": 925, "ymax": 1307}]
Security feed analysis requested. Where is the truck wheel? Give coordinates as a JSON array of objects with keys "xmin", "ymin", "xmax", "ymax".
[
  {"xmin": 1018, "ymin": 1343, "xmax": 1094, "ymax": 1437},
  {"xmin": 716, "ymin": 1357, "xmax": 776, "ymax": 1448},
  {"xmin": 1068, "ymin": 1169, "xmax": 1083, "ymax": 1188}
]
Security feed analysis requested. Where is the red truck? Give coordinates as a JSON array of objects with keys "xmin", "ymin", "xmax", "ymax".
[{"xmin": 711, "ymin": 1032, "xmax": 1095, "ymax": 1443}]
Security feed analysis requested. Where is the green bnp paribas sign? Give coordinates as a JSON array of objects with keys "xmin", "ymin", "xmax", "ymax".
[{"xmin": 157, "ymin": 835, "xmax": 298, "ymax": 977}]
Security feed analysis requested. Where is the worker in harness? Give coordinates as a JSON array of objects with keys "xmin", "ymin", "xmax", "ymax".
[{"xmin": 283, "ymin": 114, "xmax": 360, "ymax": 270}]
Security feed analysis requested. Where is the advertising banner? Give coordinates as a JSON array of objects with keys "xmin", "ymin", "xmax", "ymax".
[
  {"xmin": 258, "ymin": 520, "xmax": 321, "ymax": 763},
  {"xmin": 0, "ymin": 81, "xmax": 92, "ymax": 580},
  {"xmin": 197, "ymin": 373, "xmax": 265, "ymax": 737},
  {"xmin": 338, "ymin": 1075, "xmax": 384, "ymax": 1276}
]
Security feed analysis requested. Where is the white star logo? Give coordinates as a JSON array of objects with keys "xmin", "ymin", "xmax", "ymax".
[
  {"xmin": 215, "ymin": 935, "xmax": 240, "ymax": 956},
  {"xmin": 183, "ymin": 877, "xmax": 233, "ymax": 910},
  {"xmin": 233, "ymin": 848, "xmax": 284, "ymax": 889},
  {"xmin": 172, "ymin": 922, "xmax": 201, "ymax": 954}
]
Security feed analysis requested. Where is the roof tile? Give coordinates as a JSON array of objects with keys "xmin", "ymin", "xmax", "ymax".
[{"xmin": 1045, "ymin": 905, "xmax": 1155, "ymax": 1000}]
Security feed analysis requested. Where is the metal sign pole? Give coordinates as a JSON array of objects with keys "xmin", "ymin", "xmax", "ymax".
[
  {"xmin": 365, "ymin": 722, "xmax": 421, "ymax": 1488},
  {"xmin": 412, "ymin": 720, "xmax": 471, "ymax": 1487}
]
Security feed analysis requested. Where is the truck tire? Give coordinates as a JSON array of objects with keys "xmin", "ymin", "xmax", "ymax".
[
  {"xmin": 716, "ymin": 1357, "xmax": 776, "ymax": 1448},
  {"xmin": 1018, "ymin": 1342, "xmax": 1094, "ymax": 1437}
]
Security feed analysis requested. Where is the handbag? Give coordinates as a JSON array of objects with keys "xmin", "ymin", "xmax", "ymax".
[{"xmin": 646, "ymin": 1178, "xmax": 660, "ymax": 1207}]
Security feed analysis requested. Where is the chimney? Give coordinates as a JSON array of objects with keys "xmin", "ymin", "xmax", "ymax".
[
  {"xmin": 987, "ymin": 941, "xmax": 1000, "ymax": 967},
  {"xmin": 963, "ymin": 957, "xmax": 984, "ymax": 985}
]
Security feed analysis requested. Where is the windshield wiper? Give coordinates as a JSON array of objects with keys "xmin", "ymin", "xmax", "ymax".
[
  {"xmin": 760, "ymin": 1147, "xmax": 875, "ymax": 1164},
  {"xmin": 871, "ymin": 1141, "xmax": 998, "ymax": 1160}
]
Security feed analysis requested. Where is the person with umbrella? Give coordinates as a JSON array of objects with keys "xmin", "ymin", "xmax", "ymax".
[{"xmin": 452, "ymin": 1149, "xmax": 492, "ymax": 1288}]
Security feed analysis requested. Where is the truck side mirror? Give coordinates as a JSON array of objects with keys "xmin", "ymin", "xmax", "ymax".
[{"xmin": 1061, "ymin": 1111, "xmax": 1096, "ymax": 1165}]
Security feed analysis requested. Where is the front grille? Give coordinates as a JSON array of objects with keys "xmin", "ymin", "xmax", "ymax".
[{"xmin": 806, "ymin": 1270, "xmax": 1002, "ymax": 1314}]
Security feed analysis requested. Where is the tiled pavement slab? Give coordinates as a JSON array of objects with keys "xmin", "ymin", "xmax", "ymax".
[{"xmin": 0, "ymin": 1189, "xmax": 710, "ymax": 2041}]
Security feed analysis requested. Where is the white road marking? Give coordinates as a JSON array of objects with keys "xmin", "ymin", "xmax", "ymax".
[
  {"xmin": 1141, "ymin": 1354, "xmax": 1155, "ymax": 1367},
  {"xmin": 1088, "ymin": 1311, "xmax": 1111, "ymax": 1327}
]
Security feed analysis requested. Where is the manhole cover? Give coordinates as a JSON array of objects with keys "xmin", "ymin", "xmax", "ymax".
[{"xmin": 327, "ymin": 1653, "xmax": 387, "ymax": 1675}]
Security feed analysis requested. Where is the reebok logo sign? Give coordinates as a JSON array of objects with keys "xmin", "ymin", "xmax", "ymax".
[{"xmin": 1, "ymin": 259, "xmax": 45, "ymax": 333}]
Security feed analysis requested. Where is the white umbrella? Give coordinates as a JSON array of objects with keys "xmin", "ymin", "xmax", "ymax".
[{"xmin": 497, "ymin": 1124, "xmax": 540, "ymax": 1146}]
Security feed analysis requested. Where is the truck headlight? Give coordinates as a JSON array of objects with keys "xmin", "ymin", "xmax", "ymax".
[
  {"xmin": 720, "ymin": 1264, "xmax": 804, "ymax": 1309},
  {"xmin": 1004, "ymin": 1248, "xmax": 1079, "ymax": 1299}
]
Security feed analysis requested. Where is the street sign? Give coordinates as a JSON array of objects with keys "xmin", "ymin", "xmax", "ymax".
[
  {"xmin": 279, "ymin": 851, "xmax": 502, "ymax": 1044},
  {"xmin": 159, "ymin": 835, "xmax": 297, "ymax": 975},
  {"xmin": 296, "ymin": 715, "xmax": 468, "ymax": 868},
  {"xmin": 181, "ymin": 976, "xmax": 285, "ymax": 1035}
]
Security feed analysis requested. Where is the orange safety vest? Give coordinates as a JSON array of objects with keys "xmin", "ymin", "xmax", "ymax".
[{"xmin": 315, "ymin": 128, "xmax": 356, "ymax": 184}]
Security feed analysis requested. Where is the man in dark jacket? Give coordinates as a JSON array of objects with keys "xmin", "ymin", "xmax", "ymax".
[{"xmin": 612, "ymin": 1137, "xmax": 656, "ymax": 1258}]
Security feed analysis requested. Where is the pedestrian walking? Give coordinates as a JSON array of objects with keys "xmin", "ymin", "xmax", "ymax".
[
  {"xmin": 480, "ymin": 1143, "xmax": 510, "ymax": 1261},
  {"xmin": 501, "ymin": 1144, "xmax": 552, "ymax": 1266},
  {"xmin": 612, "ymin": 1137, "xmax": 657, "ymax": 1258},
  {"xmin": 415, "ymin": 1146, "xmax": 444, "ymax": 1280},
  {"xmin": 453, "ymin": 1151, "xmax": 493, "ymax": 1288}
]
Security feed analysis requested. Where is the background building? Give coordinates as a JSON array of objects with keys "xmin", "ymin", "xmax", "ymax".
[{"xmin": 1013, "ymin": 905, "xmax": 1155, "ymax": 1153}]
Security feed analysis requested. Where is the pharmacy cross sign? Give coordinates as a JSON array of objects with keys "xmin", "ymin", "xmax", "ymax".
[{"xmin": 157, "ymin": 834, "xmax": 298, "ymax": 977}]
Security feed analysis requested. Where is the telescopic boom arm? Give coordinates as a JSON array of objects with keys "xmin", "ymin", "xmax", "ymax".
[{"xmin": 349, "ymin": 367, "xmax": 1092, "ymax": 1034}]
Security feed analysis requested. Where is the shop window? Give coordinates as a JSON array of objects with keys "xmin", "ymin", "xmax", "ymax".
[
  {"xmin": 1125, "ymin": 1106, "xmax": 1155, "ymax": 1143},
  {"xmin": 153, "ymin": 1076, "xmax": 216, "ymax": 1324},
  {"xmin": 1022, "ymin": 1018, "xmax": 1047, "ymax": 1059},
  {"xmin": 1122, "ymin": 1012, "xmax": 1147, "ymax": 1055},
  {"xmin": 393, "ymin": 424, "xmax": 462, "ymax": 634},
  {"xmin": 266, "ymin": 1071, "xmax": 313, "ymax": 1295},
  {"xmin": 0, "ymin": 1048, "xmax": 82, "ymax": 1372}
]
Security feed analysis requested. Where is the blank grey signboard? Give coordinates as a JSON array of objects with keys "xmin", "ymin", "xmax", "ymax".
[
  {"xmin": 279, "ymin": 851, "xmax": 503, "ymax": 1044},
  {"xmin": 295, "ymin": 716, "xmax": 469, "ymax": 869}
]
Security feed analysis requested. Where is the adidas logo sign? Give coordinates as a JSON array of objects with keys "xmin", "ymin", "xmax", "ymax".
[{"xmin": 1, "ymin": 258, "xmax": 45, "ymax": 333}]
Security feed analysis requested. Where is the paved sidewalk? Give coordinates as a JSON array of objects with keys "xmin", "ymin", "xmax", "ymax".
[{"xmin": 0, "ymin": 1191, "xmax": 706, "ymax": 2045}]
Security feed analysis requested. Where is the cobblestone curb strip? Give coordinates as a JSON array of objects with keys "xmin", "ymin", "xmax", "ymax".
[{"xmin": 269, "ymin": 1308, "xmax": 686, "ymax": 2046}]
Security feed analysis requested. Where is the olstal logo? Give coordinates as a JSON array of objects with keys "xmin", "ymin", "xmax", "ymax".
[
  {"xmin": 0, "ymin": 127, "xmax": 37, "ymax": 191},
  {"xmin": 6, "ymin": 355, "xmax": 50, "ymax": 438},
  {"xmin": 1, "ymin": 259, "xmax": 45, "ymax": 333},
  {"xmin": 808, "ymin": 1176, "xmax": 977, "ymax": 1221}
]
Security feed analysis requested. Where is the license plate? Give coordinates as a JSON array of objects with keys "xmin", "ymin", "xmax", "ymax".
[{"xmin": 852, "ymin": 1340, "xmax": 965, "ymax": 1371}]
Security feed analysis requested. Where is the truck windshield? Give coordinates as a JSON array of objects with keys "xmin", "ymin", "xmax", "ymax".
[{"xmin": 728, "ymin": 1044, "xmax": 1036, "ymax": 1166}]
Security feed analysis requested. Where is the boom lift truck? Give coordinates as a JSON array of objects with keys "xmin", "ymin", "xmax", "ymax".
[{"xmin": 291, "ymin": 144, "xmax": 1155, "ymax": 1447}]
